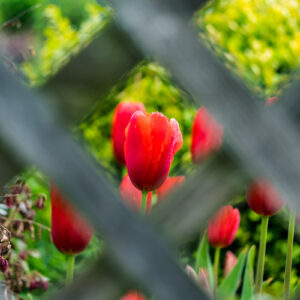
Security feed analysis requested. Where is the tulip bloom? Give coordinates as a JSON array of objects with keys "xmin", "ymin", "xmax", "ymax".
[
  {"xmin": 246, "ymin": 179, "xmax": 285, "ymax": 293},
  {"xmin": 266, "ymin": 96, "xmax": 278, "ymax": 106},
  {"xmin": 112, "ymin": 101, "xmax": 146, "ymax": 165},
  {"xmin": 246, "ymin": 179, "xmax": 285, "ymax": 216},
  {"xmin": 125, "ymin": 111, "xmax": 183, "ymax": 191},
  {"xmin": 51, "ymin": 183, "xmax": 94, "ymax": 255},
  {"xmin": 224, "ymin": 251, "xmax": 237, "ymax": 277},
  {"xmin": 119, "ymin": 175, "xmax": 152, "ymax": 213},
  {"xmin": 207, "ymin": 205, "xmax": 240, "ymax": 248},
  {"xmin": 156, "ymin": 176, "xmax": 185, "ymax": 203},
  {"xmin": 120, "ymin": 291, "xmax": 146, "ymax": 300},
  {"xmin": 191, "ymin": 107, "xmax": 223, "ymax": 164}
]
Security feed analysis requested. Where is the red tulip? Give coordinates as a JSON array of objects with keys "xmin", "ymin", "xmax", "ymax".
[
  {"xmin": 246, "ymin": 179, "xmax": 285, "ymax": 216},
  {"xmin": 266, "ymin": 96, "xmax": 278, "ymax": 106},
  {"xmin": 51, "ymin": 183, "xmax": 94, "ymax": 255},
  {"xmin": 191, "ymin": 107, "xmax": 223, "ymax": 164},
  {"xmin": 224, "ymin": 251, "xmax": 237, "ymax": 277},
  {"xmin": 112, "ymin": 101, "xmax": 146, "ymax": 165},
  {"xmin": 156, "ymin": 176, "xmax": 185, "ymax": 203},
  {"xmin": 207, "ymin": 205, "xmax": 240, "ymax": 248},
  {"xmin": 120, "ymin": 291, "xmax": 147, "ymax": 300},
  {"xmin": 119, "ymin": 175, "xmax": 152, "ymax": 213},
  {"xmin": 125, "ymin": 111, "xmax": 183, "ymax": 191}
]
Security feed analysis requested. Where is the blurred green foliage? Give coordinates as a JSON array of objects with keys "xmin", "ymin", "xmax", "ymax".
[
  {"xmin": 0, "ymin": 0, "xmax": 39, "ymax": 29},
  {"xmin": 196, "ymin": 0, "xmax": 300, "ymax": 98},
  {"xmin": 21, "ymin": 3, "xmax": 112, "ymax": 86}
]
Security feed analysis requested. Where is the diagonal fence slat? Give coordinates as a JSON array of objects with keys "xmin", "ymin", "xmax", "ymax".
[
  {"xmin": 151, "ymin": 154, "xmax": 248, "ymax": 243},
  {"xmin": 0, "ymin": 64, "xmax": 208, "ymax": 300},
  {"xmin": 110, "ymin": 0, "xmax": 300, "ymax": 212}
]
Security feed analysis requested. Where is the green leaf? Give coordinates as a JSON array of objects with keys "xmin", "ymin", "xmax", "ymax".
[
  {"xmin": 217, "ymin": 247, "xmax": 248, "ymax": 300},
  {"xmin": 195, "ymin": 234, "xmax": 214, "ymax": 293},
  {"xmin": 241, "ymin": 246, "xmax": 256, "ymax": 300}
]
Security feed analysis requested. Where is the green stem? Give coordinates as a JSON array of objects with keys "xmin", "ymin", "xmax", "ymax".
[
  {"xmin": 195, "ymin": 237, "xmax": 202, "ymax": 272},
  {"xmin": 66, "ymin": 255, "xmax": 75, "ymax": 285},
  {"xmin": 140, "ymin": 191, "xmax": 148, "ymax": 214},
  {"xmin": 283, "ymin": 210, "xmax": 296, "ymax": 300},
  {"xmin": 255, "ymin": 216, "xmax": 269, "ymax": 294},
  {"xmin": 213, "ymin": 247, "xmax": 221, "ymax": 299}
]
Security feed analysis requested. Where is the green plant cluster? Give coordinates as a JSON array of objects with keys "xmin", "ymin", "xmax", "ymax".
[
  {"xmin": 21, "ymin": 3, "xmax": 112, "ymax": 86},
  {"xmin": 196, "ymin": 0, "xmax": 300, "ymax": 98}
]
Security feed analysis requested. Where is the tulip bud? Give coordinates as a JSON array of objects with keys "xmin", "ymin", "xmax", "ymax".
[
  {"xmin": 120, "ymin": 291, "xmax": 147, "ymax": 300},
  {"xmin": 185, "ymin": 265, "xmax": 211, "ymax": 295},
  {"xmin": 0, "ymin": 256, "xmax": 8, "ymax": 272},
  {"xmin": 224, "ymin": 251, "xmax": 237, "ymax": 277},
  {"xmin": 246, "ymin": 179, "xmax": 285, "ymax": 216},
  {"xmin": 156, "ymin": 176, "xmax": 185, "ymax": 203},
  {"xmin": 207, "ymin": 205, "xmax": 240, "ymax": 248},
  {"xmin": 191, "ymin": 107, "xmax": 223, "ymax": 164},
  {"xmin": 198, "ymin": 268, "xmax": 211, "ymax": 295},
  {"xmin": 51, "ymin": 183, "xmax": 94, "ymax": 255},
  {"xmin": 112, "ymin": 101, "xmax": 146, "ymax": 165},
  {"xmin": 125, "ymin": 111, "xmax": 183, "ymax": 191},
  {"xmin": 119, "ymin": 175, "xmax": 152, "ymax": 213},
  {"xmin": 185, "ymin": 265, "xmax": 199, "ymax": 283}
]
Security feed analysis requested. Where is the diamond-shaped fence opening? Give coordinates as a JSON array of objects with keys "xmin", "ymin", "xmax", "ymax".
[{"xmin": 1, "ymin": 0, "xmax": 300, "ymax": 299}]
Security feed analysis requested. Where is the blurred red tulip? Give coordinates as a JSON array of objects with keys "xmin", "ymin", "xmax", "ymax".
[
  {"xmin": 125, "ymin": 111, "xmax": 183, "ymax": 191},
  {"xmin": 120, "ymin": 291, "xmax": 146, "ymax": 300},
  {"xmin": 246, "ymin": 179, "xmax": 285, "ymax": 216},
  {"xmin": 119, "ymin": 175, "xmax": 152, "ymax": 213},
  {"xmin": 191, "ymin": 107, "xmax": 223, "ymax": 164},
  {"xmin": 266, "ymin": 96, "xmax": 278, "ymax": 106},
  {"xmin": 207, "ymin": 205, "xmax": 240, "ymax": 248},
  {"xmin": 156, "ymin": 176, "xmax": 185, "ymax": 203},
  {"xmin": 224, "ymin": 251, "xmax": 237, "ymax": 277},
  {"xmin": 51, "ymin": 183, "xmax": 94, "ymax": 255},
  {"xmin": 112, "ymin": 101, "xmax": 146, "ymax": 165}
]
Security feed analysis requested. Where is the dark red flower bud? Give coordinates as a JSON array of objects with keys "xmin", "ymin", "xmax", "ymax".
[
  {"xmin": 156, "ymin": 176, "xmax": 185, "ymax": 203},
  {"xmin": 119, "ymin": 175, "xmax": 152, "ymax": 213},
  {"xmin": 29, "ymin": 279, "xmax": 40, "ymax": 291},
  {"xmin": 191, "ymin": 107, "xmax": 223, "ymax": 164},
  {"xmin": 19, "ymin": 250, "xmax": 27, "ymax": 260},
  {"xmin": 125, "ymin": 111, "xmax": 183, "ymax": 191},
  {"xmin": 246, "ymin": 179, "xmax": 285, "ymax": 216},
  {"xmin": 112, "ymin": 101, "xmax": 146, "ymax": 165},
  {"xmin": 4, "ymin": 194, "xmax": 14, "ymax": 207},
  {"xmin": 207, "ymin": 205, "xmax": 240, "ymax": 248},
  {"xmin": 29, "ymin": 278, "xmax": 48, "ymax": 291},
  {"xmin": 51, "ymin": 183, "xmax": 94, "ymax": 255},
  {"xmin": 120, "ymin": 291, "xmax": 147, "ymax": 300},
  {"xmin": 0, "ymin": 256, "xmax": 8, "ymax": 272},
  {"xmin": 34, "ymin": 194, "xmax": 46, "ymax": 209}
]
